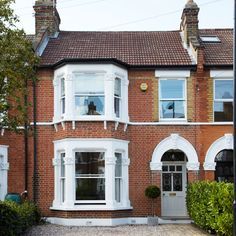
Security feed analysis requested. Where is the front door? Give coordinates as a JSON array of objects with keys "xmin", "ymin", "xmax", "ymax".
[{"xmin": 161, "ymin": 162, "xmax": 187, "ymax": 217}]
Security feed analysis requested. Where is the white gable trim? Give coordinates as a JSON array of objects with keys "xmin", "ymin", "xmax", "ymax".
[
  {"xmin": 155, "ymin": 70, "xmax": 190, "ymax": 78},
  {"xmin": 203, "ymin": 134, "xmax": 233, "ymax": 170},
  {"xmin": 150, "ymin": 134, "xmax": 199, "ymax": 171}
]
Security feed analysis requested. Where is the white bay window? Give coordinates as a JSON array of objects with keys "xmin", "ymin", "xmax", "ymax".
[
  {"xmin": 52, "ymin": 139, "xmax": 131, "ymax": 210},
  {"xmin": 53, "ymin": 64, "xmax": 129, "ymax": 123}
]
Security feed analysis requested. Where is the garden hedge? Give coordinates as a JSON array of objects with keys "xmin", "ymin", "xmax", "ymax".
[
  {"xmin": 186, "ymin": 181, "xmax": 233, "ymax": 236},
  {"xmin": 0, "ymin": 201, "xmax": 40, "ymax": 236}
]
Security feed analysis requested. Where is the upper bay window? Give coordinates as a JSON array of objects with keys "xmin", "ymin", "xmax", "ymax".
[
  {"xmin": 214, "ymin": 79, "xmax": 233, "ymax": 122},
  {"xmin": 159, "ymin": 79, "xmax": 186, "ymax": 120},
  {"xmin": 54, "ymin": 64, "xmax": 129, "ymax": 123}
]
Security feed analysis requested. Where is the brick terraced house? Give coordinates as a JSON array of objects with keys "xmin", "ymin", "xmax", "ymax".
[{"xmin": 0, "ymin": 0, "xmax": 233, "ymax": 225}]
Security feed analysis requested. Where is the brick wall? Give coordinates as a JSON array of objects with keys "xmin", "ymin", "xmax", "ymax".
[{"xmin": 1, "ymin": 66, "xmax": 233, "ymax": 218}]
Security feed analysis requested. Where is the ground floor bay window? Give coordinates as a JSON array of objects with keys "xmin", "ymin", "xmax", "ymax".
[{"xmin": 52, "ymin": 139, "xmax": 131, "ymax": 210}]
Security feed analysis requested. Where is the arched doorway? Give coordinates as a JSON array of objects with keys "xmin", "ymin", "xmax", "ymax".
[
  {"xmin": 161, "ymin": 150, "xmax": 187, "ymax": 217},
  {"xmin": 215, "ymin": 150, "xmax": 233, "ymax": 182},
  {"xmin": 150, "ymin": 134, "xmax": 199, "ymax": 218}
]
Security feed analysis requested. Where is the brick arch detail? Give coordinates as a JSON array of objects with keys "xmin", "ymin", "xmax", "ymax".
[
  {"xmin": 203, "ymin": 133, "xmax": 233, "ymax": 171},
  {"xmin": 150, "ymin": 134, "xmax": 200, "ymax": 171}
]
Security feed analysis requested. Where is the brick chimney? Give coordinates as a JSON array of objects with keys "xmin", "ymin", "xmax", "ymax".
[
  {"xmin": 34, "ymin": 0, "xmax": 60, "ymax": 38},
  {"xmin": 180, "ymin": 0, "xmax": 199, "ymax": 45}
]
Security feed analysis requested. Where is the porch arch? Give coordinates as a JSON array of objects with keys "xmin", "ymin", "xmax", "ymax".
[
  {"xmin": 150, "ymin": 134, "xmax": 199, "ymax": 171},
  {"xmin": 203, "ymin": 134, "xmax": 233, "ymax": 170}
]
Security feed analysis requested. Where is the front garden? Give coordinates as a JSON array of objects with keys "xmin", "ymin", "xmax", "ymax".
[{"xmin": 187, "ymin": 181, "xmax": 233, "ymax": 236}]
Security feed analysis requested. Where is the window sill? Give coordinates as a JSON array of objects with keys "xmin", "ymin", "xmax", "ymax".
[{"xmin": 50, "ymin": 205, "xmax": 133, "ymax": 211}]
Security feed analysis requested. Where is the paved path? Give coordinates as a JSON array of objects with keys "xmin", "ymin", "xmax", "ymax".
[{"xmin": 24, "ymin": 224, "xmax": 210, "ymax": 236}]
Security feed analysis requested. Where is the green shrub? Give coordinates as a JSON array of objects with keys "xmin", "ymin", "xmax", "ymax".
[
  {"xmin": 145, "ymin": 185, "xmax": 161, "ymax": 199},
  {"xmin": 0, "ymin": 202, "xmax": 20, "ymax": 236},
  {"xmin": 0, "ymin": 200, "xmax": 41, "ymax": 236},
  {"xmin": 186, "ymin": 181, "xmax": 233, "ymax": 236}
]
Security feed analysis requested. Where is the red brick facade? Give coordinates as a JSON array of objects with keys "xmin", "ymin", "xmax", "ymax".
[{"xmin": 0, "ymin": 0, "xmax": 233, "ymax": 224}]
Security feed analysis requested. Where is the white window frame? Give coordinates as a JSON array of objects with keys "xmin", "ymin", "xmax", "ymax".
[
  {"xmin": 158, "ymin": 78, "xmax": 187, "ymax": 122},
  {"xmin": 74, "ymin": 150, "xmax": 106, "ymax": 204},
  {"xmin": 213, "ymin": 79, "xmax": 233, "ymax": 122},
  {"xmin": 52, "ymin": 138, "xmax": 131, "ymax": 211},
  {"xmin": 53, "ymin": 64, "xmax": 129, "ymax": 123}
]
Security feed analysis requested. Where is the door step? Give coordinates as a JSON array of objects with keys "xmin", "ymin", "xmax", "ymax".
[{"xmin": 158, "ymin": 217, "xmax": 192, "ymax": 224}]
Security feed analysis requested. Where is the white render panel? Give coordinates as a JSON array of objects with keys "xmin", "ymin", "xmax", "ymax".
[{"xmin": 155, "ymin": 70, "xmax": 190, "ymax": 78}]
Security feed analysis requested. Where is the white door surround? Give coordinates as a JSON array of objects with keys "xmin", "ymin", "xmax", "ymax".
[
  {"xmin": 203, "ymin": 134, "xmax": 233, "ymax": 170},
  {"xmin": 150, "ymin": 134, "xmax": 200, "ymax": 171},
  {"xmin": 0, "ymin": 145, "xmax": 9, "ymax": 200}
]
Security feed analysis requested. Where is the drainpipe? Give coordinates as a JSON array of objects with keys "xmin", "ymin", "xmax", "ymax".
[
  {"xmin": 33, "ymin": 78, "xmax": 38, "ymax": 204},
  {"xmin": 24, "ymin": 79, "xmax": 28, "ymax": 193}
]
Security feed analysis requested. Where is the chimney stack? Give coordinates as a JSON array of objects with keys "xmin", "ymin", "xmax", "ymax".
[
  {"xmin": 34, "ymin": 0, "xmax": 60, "ymax": 38},
  {"xmin": 180, "ymin": 0, "xmax": 199, "ymax": 45}
]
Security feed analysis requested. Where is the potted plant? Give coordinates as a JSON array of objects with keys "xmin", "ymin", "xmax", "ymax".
[{"xmin": 145, "ymin": 185, "xmax": 161, "ymax": 225}]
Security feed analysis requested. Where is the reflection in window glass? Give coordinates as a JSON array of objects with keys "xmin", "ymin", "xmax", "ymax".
[
  {"xmin": 159, "ymin": 79, "xmax": 185, "ymax": 119},
  {"xmin": 214, "ymin": 80, "xmax": 233, "ymax": 122},
  {"xmin": 74, "ymin": 74, "xmax": 105, "ymax": 116}
]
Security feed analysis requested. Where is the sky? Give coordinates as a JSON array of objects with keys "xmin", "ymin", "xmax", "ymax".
[{"xmin": 12, "ymin": 0, "xmax": 233, "ymax": 34}]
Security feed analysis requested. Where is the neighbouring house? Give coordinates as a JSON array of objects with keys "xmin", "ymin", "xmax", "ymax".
[{"xmin": 0, "ymin": 0, "xmax": 233, "ymax": 226}]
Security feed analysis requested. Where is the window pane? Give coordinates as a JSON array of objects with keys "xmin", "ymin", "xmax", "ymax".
[
  {"xmin": 61, "ymin": 153, "xmax": 65, "ymax": 177},
  {"xmin": 75, "ymin": 152, "xmax": 105, "ymax": 177},
  {"xmin": 115, "ymin": 179, "xmax": 121, "ymax": 202},
  {"xmin": 160, "ymin": 80, "xmax": 185, "ymax": 99},
  {"xmin": 114, "ymin": 97, "xmax": 120, "ymax": 118},
  {"xmin": 61, "ymin": 78, "xmax": 65, "ymax": 96},
  {"xmin": 74, "ymin": 74, "xmax": 104, "ymax": 94},
  {"xmin": 115, "ymin": 153, "xmax": 122, "ymax": 177},
  {"xmin": 215, "ymin": 80, "xmax": 233, "ymax": 99},
  {"xmin": 76, "ymin": 178, "xmax": 105, "ymax": 200},
  {"xmin": 61, "ymin": 179, "xmax": 65, "ymax": 202},
  {"xmin": 214, "ymin": 101, "xmax": 233, "ymax": 121},
  {"xmin": 215, "ymin": 150, "xmax": 233, "ymax": 162},
  {"xmin": 75, "ymin": 96, "xmax": 104, "ymax": 115},
  {"xmin": 173, "ymin": 173, "xmax": 182, "ymax": 191},
  {"xmin": 114, "ymin": 78, "xmax": 121, "ymax": 96},
  {"xmin": 162, "ymin": 173, "xmax": 171, "ymax": 191},
  {"xmin": 160, "ymin": 101, "xmax": 185, "ymax": 119},
  {"xmin": 61, "ymin": 97, "xmax": 65, "ymax": 114}
]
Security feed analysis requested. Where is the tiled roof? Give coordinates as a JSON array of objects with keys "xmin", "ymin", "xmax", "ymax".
[
  {"xmin": 40, "ymin": 31, "xmax": 193, "ymax": 67},
  {"xmin": 199, "ymin": 29, "xmax": 233, "ymax": 66}
]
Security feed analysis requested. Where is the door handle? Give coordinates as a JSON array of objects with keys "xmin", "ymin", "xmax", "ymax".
[{"xmin": 163, "ymin": 193, "xmax": 165, "ymax": 196}]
